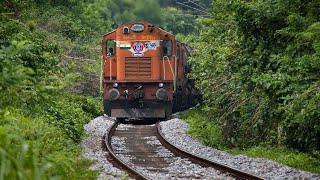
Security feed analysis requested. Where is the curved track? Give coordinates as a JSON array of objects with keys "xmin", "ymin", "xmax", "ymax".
[{"xmin": 105, "ymin": 120, "xmax": 264, "ymax": 180}]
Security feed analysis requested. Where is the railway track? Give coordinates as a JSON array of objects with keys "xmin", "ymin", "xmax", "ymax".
[{"xmin": 104, "ymin": 120, "xmax": 264, "ymax": 180}]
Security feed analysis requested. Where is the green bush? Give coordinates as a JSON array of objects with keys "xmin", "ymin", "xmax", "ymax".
[
  {"xmin": 189, "ymin": 0, "xmax": 320, "ymax": 152},
  {"xmin": 228, "ymin": 146, "xmax": 320, "ymax": 174},
  {"xmin": 0, "ymin": 0, "xmax": 206, "ymax": 178},
  {"xmin": 0, "ymin": 108, "xmax": 98, "ymax": 179},
  {"xmin": 44, "ymin": 94, "xmax": 102, "ymax": 143},
  {"xmin": 284, "ymin": 82, "xmax": 320, "ymax": 150},
  {"xmin": 181, "ymin": 109, "xmax": 223, "ymax": 149},
  {"xmin": 0, "ymin": 7, "xmax": 102, "ymax": 178},
  {"xmin": 183, "ymin": 109, "xmax": 320, "ymax": 174}
]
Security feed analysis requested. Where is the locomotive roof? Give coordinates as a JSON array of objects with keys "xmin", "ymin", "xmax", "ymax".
[{"xmin": 103, "ymin": 22, "xmax": 174, "ymax": 37}]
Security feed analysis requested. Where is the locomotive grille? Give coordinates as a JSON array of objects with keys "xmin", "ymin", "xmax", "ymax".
[{"xmin": 125, "ymin": 57, "xmax": 152, "ymax": 79}]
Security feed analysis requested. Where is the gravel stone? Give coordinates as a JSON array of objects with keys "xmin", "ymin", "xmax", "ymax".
[
  {"xmin": 82, "ymin": 115, "xmax": 133, "ymax": 180},
  {"xmin": 111, "ymin": 124, "xmax": 234, "ymax": 179},
  {"xmin": 82, "ymin": 114, "xmax": 320, "ymax": 179},
  {"xmin": 160, "ymin": 118, "xmax": 320, "ymax": 180}
]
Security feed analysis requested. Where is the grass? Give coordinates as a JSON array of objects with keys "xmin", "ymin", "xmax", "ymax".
[
  {"xmin": 0, "ymin": 93, "xmax": 102, "ymax": 179},
  {"xmin": 181, "ymin": 108, "xmax": 224, "ymax": 149},
  {"xmin": 180, "ymin": 108, "xmax": 320, "ymax": 175},
  {"xmin": 227, "ymin": 146, "xmax": 320, "ymax": 174}
]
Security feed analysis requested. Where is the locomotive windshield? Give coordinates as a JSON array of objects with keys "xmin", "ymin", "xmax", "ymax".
[{"xmin": 163, "ymin": 40, "xmax": 172, "ymax": 56}]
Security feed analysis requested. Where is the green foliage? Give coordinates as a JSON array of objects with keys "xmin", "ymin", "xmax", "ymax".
[
  {"xmin": 44, "ymin": 94, "xmax": 102, "ymax": 143},
  {"xmin": 0, "ymin": 1, "xmax": 103, "ymax": 178},
  {"xmin": 183, "ymin": 110, "xmax": 320, "ymax": 174},
  {"xmin": 0, "ymin": 108, "xmax": 98, "ymax": 179},
  {"xmin": 181, "ymin": 109, "xmax": 223, "ymax": 149},
  {"xmin": 87, "ymin": 0, "xmax": 201, "ymax": 35},
  {"xmin": 134, "ymin": 0, "xmax": 164, "ymax": 26},
  {"xmin": 189, "ymin": 0, "xmax": 320, "ymax": 152},
  {"xmin": 163, "ymin": 7, "xmax": 202, "ymax": 35},
  {"xmin": 228, "ymin": 146, "xmax": 320, "ymax": 174},
  {"xmin": 284, "ymin": 82, "xmax": 320, "ymax": 150}
]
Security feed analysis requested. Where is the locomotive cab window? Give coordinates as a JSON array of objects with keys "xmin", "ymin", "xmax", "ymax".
[
  {"xmin": 163, "ymin": 40, "xmax": 172, "ymax": 57},
  {"xmin": 106, "ymin": 40, "xmax": 115, "ymax": 56}
]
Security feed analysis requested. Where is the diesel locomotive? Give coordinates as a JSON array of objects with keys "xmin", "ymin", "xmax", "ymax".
[{"xmin": 101, "ymin": 22, "xmax": 199, "ymax": 120}]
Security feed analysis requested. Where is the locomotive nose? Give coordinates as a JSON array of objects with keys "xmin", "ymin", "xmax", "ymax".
[{"xmin": 156, "ymin": 88, "xmax": 167, "ymax": 100}]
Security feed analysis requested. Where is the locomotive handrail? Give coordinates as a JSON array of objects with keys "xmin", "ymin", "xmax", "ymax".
[
  {"xmin": 172, "ymin": 55, "xmax": 177, "ymax": 92},
  {"xmin": 106, "ymin": 55, "xmax": 112, "ymax": 80},
  {"xmin": 163, "ymin": 56, "xmax": 167, "ymax": 80},
  {"xmin": 163, "ymin": 56, "xmax": 176, "ymax": 92},
  {"xmin": 100, "ymin": 55, "xmax": 104, "ymax": 93}
]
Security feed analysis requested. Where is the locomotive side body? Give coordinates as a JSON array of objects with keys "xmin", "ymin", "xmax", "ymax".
[{"xmin": 102, "ymin": 22, "xmax": 198, "ymax": 119}]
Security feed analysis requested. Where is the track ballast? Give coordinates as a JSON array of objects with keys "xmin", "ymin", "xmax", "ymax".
[{"xmin": 105, "ymin": 120, "xmax": 264, "ymax": 180}]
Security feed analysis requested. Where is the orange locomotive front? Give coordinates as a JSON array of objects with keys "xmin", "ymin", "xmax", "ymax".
[{"xmin": 102, "ymin": 22, "xmax": 194, "ymax": 120}]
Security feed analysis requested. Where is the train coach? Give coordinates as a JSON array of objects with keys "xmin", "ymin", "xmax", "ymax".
[{"xmin": 101, "ymin": 21, "xmax": 200, "ymax": 120}]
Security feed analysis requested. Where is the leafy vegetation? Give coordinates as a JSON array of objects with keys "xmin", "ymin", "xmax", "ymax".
[
  {"xmin": 228, "ymin": 146, "xmax": 320, "ymax": 174},
  {"xmin": 1, "ymin": 0, "xmax": 207, "ymax": 178},
  {"xmin": 0, "ymin": 16, "xmax": 101, "ymax": 177},
  {"xmin": 181, "ymin": 109, "xmax": 320, "ymax": 174},
  {"xmin": 189, "ymin": 0, "xmax": 320, "ymax": 152},
  {"xmin": 0, "ymin": 107, "xmax": 98, "ymax": 179},
  {"xmin": 183, "ymin": 0, "xmax": 320, "ymax": 174},
  {"xmin": 2, "ymin": 0, "xmax": 318, "ymax": 177},
  {"xmin": 1, "ymin": 0, "xmax": 104, "ymax": 179},
  {"xmin": 182, "ymin": 109, "xmax": 224, "ymax": 149}
]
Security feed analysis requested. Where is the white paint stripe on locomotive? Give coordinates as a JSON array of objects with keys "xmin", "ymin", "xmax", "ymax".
[
  {"xmin": 119, "ymin": 44, "xmax": 131, "ymax": 49},
  {"xmin": 116, "ymin": 40, "xmax": 161, "ymax": 47}
]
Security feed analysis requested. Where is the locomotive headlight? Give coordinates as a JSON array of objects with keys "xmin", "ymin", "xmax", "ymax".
[
  {"xmin": 113, "ymin": 83, "xmax": 118, "ymax": 88},
  {"xmin": 156, "ymin": 88, "xmax": 167, "ymax": 100},
  {"xmin": 123, "ymin": 26, "xmax": 129, "ymax": 34},
  {"xmin": 109, "ymin": 88, "xmax": 120, "ymax": 100},
  {"xmin": 159, "ymin": 83, "xmax": 164, "ymax": 88}
]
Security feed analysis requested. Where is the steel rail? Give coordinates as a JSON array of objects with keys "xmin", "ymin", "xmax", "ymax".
[
  {"xmin": 105, "ymin": 120, "xmax": 265, "ymax": 179},
  {"xmin": 156, "ymin": 122, "xmax": 265, "ymax": 180},
  {"xmin": 104, "ymin": 121, "xmax": 149, "ymax": 180}
]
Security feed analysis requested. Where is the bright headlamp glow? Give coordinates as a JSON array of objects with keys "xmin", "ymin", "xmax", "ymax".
[
  {"xmin": 113, "ymin": 83, "xmax": 118, "ymax": 87},
  {"xmin": 159, "ymin": 83, "xmax": 164, "ymax": 87}
]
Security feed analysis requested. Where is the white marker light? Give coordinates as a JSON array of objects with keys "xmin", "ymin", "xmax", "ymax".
[
  {"xmin": 159, "ymin": 83, "xmax": 164, "ymax": 87},
  {"xmin": 113, "ymin": 83, "xmax": 118, "ymax": 88}
]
